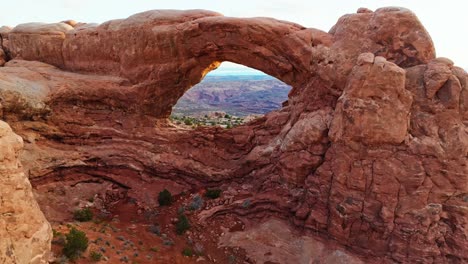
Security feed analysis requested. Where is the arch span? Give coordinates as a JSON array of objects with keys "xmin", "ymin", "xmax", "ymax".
[
  {"xmin": 60, "ymin": 11, "xmax": 334, "ymax": 117},
  {"xmin": 6, "ymin": 9, "xmax": 434, "ymax": 118}
]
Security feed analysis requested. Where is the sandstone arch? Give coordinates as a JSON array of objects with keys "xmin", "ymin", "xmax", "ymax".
[
  {"xmin": 6, "ymin": 8, "xmax": 433, "ymax": 118},
  {"xmin": 0, "ymin": 7, "xmax": 466, "ymax": 264}
]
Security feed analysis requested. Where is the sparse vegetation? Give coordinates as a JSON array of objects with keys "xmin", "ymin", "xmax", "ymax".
[
  {"xmin": 148, "ymin": 224, "xmax": 160, "ymax": 235},
  {"xmin": 205, "ymin": 189, "xmax": 222, "ymax": 199},
  {"xmin": 150, "ymin": 247, "xmax": 159, "ymax": 252},
  {"xmin": 52, "ymin": 229, "xmax": 66, "ymax": 246},
  {"xmin": 193, "ymin": 243, "xmax": 205, "ymax": 256},
  {"xmin": 182, "ymin": 247, "xmax": 193, "ymax": 257},
  {"xmin": 53, "ymin": 229, "xmax": 62, "ymax": 237},
  {"xmin": 188, "ymin": 195, "xmax": 204, "ymax": 211},
  {"xmin": 170, "ymin": 112, "xmax": 251, "ymax": 129},
  {"xmin": 89, "ymin": 251, "xmax": 103, "ymax": 262},
  {"xmin": 73, "ymin": 207, "xmax": 93, "ymax": 222},
  {"xmin": 176, "ymin": 214, "xmax": 190, "ymax": 235},
  {"xmin": 158, "ymin": 189, "xmax": 172, "ymax": 206},
  {"xmin": 228, "ymin": 254, "xmax": 237, "ymax": 264},
  {"xmin": 177, "ymin": 206, "xmax": 185, "ymax": 215},
  {"xmin": 63, "ymin": 227, "xmax": 89, "ymax": 260},
  {"xmin": 163, "ymin": 239, "xmax": 174, "ymax": 246}
]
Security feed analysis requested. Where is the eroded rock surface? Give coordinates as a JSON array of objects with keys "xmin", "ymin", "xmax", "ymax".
[
  {"xmin": 0, "ymin": 7, "xmax": 466, "ymax": 264},
  {"xmin": 219, "ymin": 219, "xmax": 365, "ymax": 264},
  {"xmin": 0, "ymin": 121, "xmax": 52, "ymax": 264}
]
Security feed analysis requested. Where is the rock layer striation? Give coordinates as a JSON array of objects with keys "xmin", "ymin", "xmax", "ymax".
[{"xmin": 0, "ymin": 7, "xmax": 466, "ymax": 263}]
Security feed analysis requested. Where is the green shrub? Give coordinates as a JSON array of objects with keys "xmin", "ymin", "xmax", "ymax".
[
  {"xmin": 158, "ymin": 189, "xmax": 172, "ymax": 206},
  {"xmin": 73, "ymin": 208, "xmax": 93, "ymax": 222},
  {"xmin": 52, "ymin": 229, "xmax": 62, "ymax": 237},
  {"xmin": 205, "ymin": 189, "xmax": 222, "ymax": 199},
  {"xmin": 52, "ymin": 229, "xmax": 66, "ymax": 246},
  {"xmin": 177, "ymin": 206, "xmax": 185, "ymax": 215},
  {"xmin": 63, "ymin": 227, "xmax": 89, "ymax": 260},
  {"xmin": 89, "ymin": 251, "xmax": 102, "ymax": 262},
  {"xmin": 176, "ymin": 214, "xmax": 190, "ymax": 235},
  {"xmin": 184, "ymin": 119, "xmax": 193, "ymax": 125},
  {"xmin": 182, "ymin": 247, "xmax": 193, "ymax": 257}
]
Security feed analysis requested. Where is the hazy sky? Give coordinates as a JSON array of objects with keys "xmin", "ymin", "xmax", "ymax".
[{"xmin": 1, "ymin": 1, "xmax": 467, "ymax": 71}]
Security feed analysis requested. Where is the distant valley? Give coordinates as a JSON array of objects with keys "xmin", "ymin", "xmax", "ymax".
[{"xmin": 172, "ymin": 75, "xmax": 291, "ymax": 117}]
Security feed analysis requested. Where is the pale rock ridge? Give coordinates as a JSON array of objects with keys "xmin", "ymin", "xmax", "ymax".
[{"xmin": 0, "ymin": 121, "xmax": 52, "ymax": 264}]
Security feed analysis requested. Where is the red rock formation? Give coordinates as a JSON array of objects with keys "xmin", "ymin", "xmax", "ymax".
[{"xmin": 0, "ymin": 7, "xmax": 466, "ymax": 263}]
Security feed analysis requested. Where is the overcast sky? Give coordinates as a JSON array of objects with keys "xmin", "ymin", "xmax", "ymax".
[{"xmin": 1, "ymin": 0, "xmax": 467, "ymax": 71}]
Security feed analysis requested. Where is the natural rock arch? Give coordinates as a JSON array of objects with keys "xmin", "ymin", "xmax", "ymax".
[
  {"xmin": 6, "ymin": 8, "xmax": 433, "ymax": 118},
  {"xmin": 0, "ymin": 7, "xmax": 466, "ymax": 264}
]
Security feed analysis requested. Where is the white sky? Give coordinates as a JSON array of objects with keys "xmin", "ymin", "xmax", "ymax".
[{"xmin": 1, "ymin": 1, "xmax": 467, "ymax": 70}]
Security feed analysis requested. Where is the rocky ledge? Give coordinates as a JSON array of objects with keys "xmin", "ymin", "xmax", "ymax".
[{"xmin": 0, "ymin": 7, "xmax": 466, "ymax": 263}]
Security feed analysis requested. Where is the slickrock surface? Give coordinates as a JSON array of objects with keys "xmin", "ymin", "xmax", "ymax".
[
  {"xmin": 0, "ymin": 7, "xmax": 466, "ymax": 263},
  {"xmin": 219, "ymin": 219, "xmax": 365, "ymax": 264},
  {"xmin": 0, "ymin": 121, "xmax": 52, "ymax": 264}
]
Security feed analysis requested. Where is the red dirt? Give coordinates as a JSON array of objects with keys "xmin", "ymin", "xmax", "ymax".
[{"xmin": 50, "ymin": 191, "xmax": 248, "ymax": 264}]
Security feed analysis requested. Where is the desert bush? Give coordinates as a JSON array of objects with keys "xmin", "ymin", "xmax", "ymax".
[
  {"xmin": 158, "ymin": 189, "xmax": 172, "ymax": 206},
  {"xmin": 73, "ymin": 207, "xmax": 93, "ymax": 222},
  {"xmin": 148, "ymin": 224, "xmax": 160, "ymax": 235},
  {"xmin": 89, "ymin": 251, "xmax": 102, "ymax": 262},
  {"xmin": 182, "ymin": 247, "xmax": 193, "ymax": 257},
  {"xmin": 205, "ymin": 189, "xmax": 222, "ymax": 199},
  {"xmin": 188, "ymin": 195, "xmax": 203, "ymax": 211},
  {"xmin": 193, "ymin": 242, "xmax": 205, "ymax": 256},
  {"xmin": 63, "ymin": 227, "xmax": 89, "ymax": 260},
  {"xmin": 176, "ymin": 214, "xmax": 190, "ymax": 235},
  {"xmin": 150, "ymin": 247, "xmax": 158, "ymax": 252},
  {"xmin": 163, "ymin": 239, "xmax": 174, "ymax": 246},
  {"xmin": 184, "ymin": 119, "xmax": 193, "ymax": 125},
  {"xmin": 177, "ymin": 206, "xmax": 185, "ymax": 215},
  {"xmin": 52, "ymin": 229, "xmax": 66, "ymax": 245}
]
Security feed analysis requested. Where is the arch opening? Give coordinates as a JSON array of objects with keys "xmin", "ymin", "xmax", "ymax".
[{"xmin": 170, "ymin": 62, "xmax": 291, "ymax": 128}]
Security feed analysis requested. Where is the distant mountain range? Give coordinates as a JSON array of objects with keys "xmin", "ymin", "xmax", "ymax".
[{"xmin": 173, "ymin": 75, "xmax": 291, "ymax": 117}]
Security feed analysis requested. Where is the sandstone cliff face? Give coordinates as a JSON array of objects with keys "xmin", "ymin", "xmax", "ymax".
[
  {"xmin": 0, "ymin": 7, "xmax": 466, "ymax": 263},
  {"xmin": 0, "ymin": 121, "xmax": 52, "ymax": 264}
]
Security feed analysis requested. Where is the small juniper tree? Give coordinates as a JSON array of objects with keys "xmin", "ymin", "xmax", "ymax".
[
  {"xmin": 205, "ymin": 189, "xmax": 222, "ymax": 199},
  {"xmin": 73, "ymin": 207, "xmax": 93, "ymax": 222},
  {"xmin": 63, "ymin": 227, "xmax": 89, "ymax": 260},
  {"xmin": 176, "ymin": 214, "xmax": 190, "ymax": 235},
  {"xmin": 158, "ymin": 189, "xmax": 172, "ymax": 206}
]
